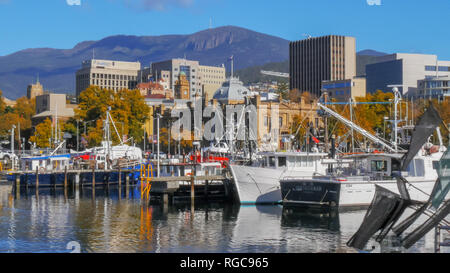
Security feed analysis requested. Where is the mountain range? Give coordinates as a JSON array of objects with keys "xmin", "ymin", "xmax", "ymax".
[
  {"xmin": 0, "ymin": 26, "xmax": 387, "ymax": 99},
  {"xmin": 0, "ymin": 26, "xmax": 289, "ymax": 99}
]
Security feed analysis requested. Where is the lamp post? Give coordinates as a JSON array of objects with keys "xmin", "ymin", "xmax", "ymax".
[
  {"xmin": 157, "ymin": 113, "xmax": 161, "ymax": 177},
  {"xmin": 76, "ymin": 120, "xmax": 79, "ymax": 152},
  {"xmin": 84, "ymin": 120, "xmax": 96, "ymax": 135},
  {"xmin": 383, "ymin": 116, "xmax": 389, "ymax": 140}
]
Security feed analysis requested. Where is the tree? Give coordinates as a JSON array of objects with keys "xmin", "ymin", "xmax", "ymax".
[
  {"xmin": 290, "ymin": 113, "xmax": 310, "ymax": 148},
  {"xmin": 276, "ymin": 82, "xmax": 289, "ymax": 100},
  {"xmin": 288, "ymin": 89, "xmax": 302, "ymax": 103},
  {"xmin": 29, "ymin": 118, "xmax": 52, "ymax": 148},
  {"xmin": 75, "ymin": 86, "xmax": 150, "ymax": 147}
]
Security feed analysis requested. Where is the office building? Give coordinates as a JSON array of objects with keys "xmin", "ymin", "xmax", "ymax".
[
  {"xmin": 365, "ymin": 53, "xmax": 450, "ymax": 97},
  {"xmin": 32, "ymin": 93, "xmax": 75, "ymax": 126},
  {"xmin": 417, "ymin": 76, "xmax": 450, "ymax": 100},
  {"xmin": 151, "ymin": 58, "xmax": 225, "ymax": 100},
  {"xmin": 322, "ymin": 77, "xmax": 366, "ymax": 102},
  {"xmin": 76, "ymin": 59, "xmax": 141, "ymax": 98},
  {"xmin": 290, "ymin": 35, "xmax": 356, "ymax": 97}
]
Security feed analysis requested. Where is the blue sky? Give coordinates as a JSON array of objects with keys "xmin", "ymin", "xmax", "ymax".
[{"xmin": 0, "ymin": 0, "xmax": 449, "ymax": 59}]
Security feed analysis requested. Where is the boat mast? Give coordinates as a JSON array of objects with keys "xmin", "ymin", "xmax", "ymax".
[{"xmin": 105, "ymin": 107, "xmax": 112, "ymax": 170}]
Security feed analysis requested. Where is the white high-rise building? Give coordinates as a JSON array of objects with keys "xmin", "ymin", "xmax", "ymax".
[{"xmin": 76, "ymin": 59, "xmax": 141, "ymax": 98}]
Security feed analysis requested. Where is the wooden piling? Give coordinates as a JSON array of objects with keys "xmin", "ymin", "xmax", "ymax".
[
  {"xmin": 118, "ymin": 169, "xmax": 122, "ymax": 188},
  {"xmin": 92, "ymin": 167, "xmax": 95, "ymax": 188},
  {"xmin": 205, "ymin": 169, "xmax": 209, "ymax": 199},
  {"xmin": 64, "ymin": 166, "xmax": 68, "ymax": 189},
  {"xmin": 163, "ymin": 193, "xmax": 169, "ymax": 206},
  {"xmin": 35, "ymin": 166, "xmax": 39, "ymax": 190},
  {"xmin": 190, "ymin": 175, "xmax": 195, "ymax": 203},
  {"xmin": 15, "ymin": 174, "xmax": 20, "ymax": 200}
]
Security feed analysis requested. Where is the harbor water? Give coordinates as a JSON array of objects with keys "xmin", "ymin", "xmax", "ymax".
[{"xmin": 0, "ymin": 183, "xmax": 447, "ymax": 253}]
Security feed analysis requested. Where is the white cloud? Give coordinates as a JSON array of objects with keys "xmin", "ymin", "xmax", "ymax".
[
  {"xmin": 67, "ymin": 0, "xmax": 81, "ymax": 6},
  {"xmin": 366, "ymin": 0, "xmax": 381, "ymax": 6}
]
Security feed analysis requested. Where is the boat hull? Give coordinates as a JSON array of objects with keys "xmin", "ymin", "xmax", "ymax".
[
  {"xmin": 280, "ymin": 177, "xmax": 439, "ymax": 207},
  {"xmin": 229, "ymin": 165, "xmax": 318, "ymax": 204},
  {"xmin": 281, "ymin": 179, "xmax": 341, "ymax": 207}
]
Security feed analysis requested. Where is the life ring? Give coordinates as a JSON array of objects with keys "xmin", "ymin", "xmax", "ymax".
[{"xmin": 39, "ymin": 167, "xmax": 46, "ymax": 173}]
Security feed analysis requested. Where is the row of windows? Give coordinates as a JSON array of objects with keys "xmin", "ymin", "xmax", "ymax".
[
  {"xmin": 93, "ymin": 73, "xmax": 137, "ymax": 80},
  {"xmin": 78, "ymin": 73, "xmax": 137, "ymax": 81},
  {"xmin": 92, "ymin": 79, "xmax": 132, "ymax": 87},
  {"xmin": 425, "ymin": 66, "xmax": 450, "ymax": 72},
  {"xmin": 199, "ymin": 68, "xmax": 224, "ymax": 74},
  {"xmin": 329, "ymin": 90, "xmax": 350, "ymax": 96}
]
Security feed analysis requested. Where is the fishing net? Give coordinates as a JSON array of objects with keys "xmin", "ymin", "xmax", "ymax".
[
  {"xmin": 401, "ymin": 104, "xmax": 442, "ymax": 171},
  {"xmin": 347, "ymin": 185, "xmax": 411, "ymax": 250},
  {"xmin": 401, "ymin": 199, "xmax": 450, "ymax": 249}
]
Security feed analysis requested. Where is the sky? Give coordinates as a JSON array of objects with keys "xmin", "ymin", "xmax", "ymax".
[{"xmin": 0, "ymin": 0, "xmax": 449, "ymax": 59}]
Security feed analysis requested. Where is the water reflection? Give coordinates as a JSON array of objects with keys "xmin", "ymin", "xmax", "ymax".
[{"xmin": 0, "ymin": 183, "xmax": 446, "ymax": 253}]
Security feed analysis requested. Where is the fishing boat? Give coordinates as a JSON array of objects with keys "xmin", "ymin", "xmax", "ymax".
[
  {"xmin": 16, "ymin": 153, "xmax": 72, "ymax": 187},
  {"xmin": 229, "ymin": 150, "xmax": 330, "ymax": 204},
  {"xmin": 280, "ymin": 88, "xmax": 449, "ymax": 208},
  {"xmin": 280, "ymin": 148, "xmax": 443, "ymax": 207}
]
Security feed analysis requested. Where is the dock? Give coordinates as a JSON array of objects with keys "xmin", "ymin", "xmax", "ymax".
[{"xmin": 1, "ymin": 165, "xmax": 234, "ymax": 206}]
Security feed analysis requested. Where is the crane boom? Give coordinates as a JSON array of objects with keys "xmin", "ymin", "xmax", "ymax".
[{"xmin": 317, "ymin": 102, "xmax": 399, "ymax": 153}]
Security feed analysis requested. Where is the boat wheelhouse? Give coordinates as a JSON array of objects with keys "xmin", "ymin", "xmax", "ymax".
[{"xmin": 229, "ymin": 151, "xmax": 330, "ymax": 204}]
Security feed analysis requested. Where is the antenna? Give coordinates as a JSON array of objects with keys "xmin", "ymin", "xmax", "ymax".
[
  {"xmin": 92, "ymin": 48, "xmax": 95, "ymax": 60},
  {"xmin": 209, "ymin": 17, "xmax": 212, "ymax": 29},
  {"xmin": 387, "ymin": 84, "xmax": 405, "ymax": 152}
]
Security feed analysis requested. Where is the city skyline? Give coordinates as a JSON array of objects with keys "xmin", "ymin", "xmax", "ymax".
[{"xmin": 0, "ymin": 0, "xmax": 449, "ymax": 59}]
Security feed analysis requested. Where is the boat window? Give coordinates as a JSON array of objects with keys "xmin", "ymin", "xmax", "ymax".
[
  {"xmin": 278, "ymin": 157, "xmax": 286, "ymax": 167},
  {"xmin": 260, "ymin": 157, "xmax": 267, "ymax": 167},
  {"xmin": 414, "ymin": 159, "xmax": 425, "ymax": 177},
  {"xmin": 406, "ymin": 159, "xmax": 425, "ymax": 177},
  {"xmin": 391, "ymin": 159, "xmax": 401, "ymax": 172},
  {"xmin": 371, "ymin": 160, "xmax": 387, "ymax": 172},
  {"xmin": 269, "ymin": 156, "xmax": 276, "ymax": 167}
]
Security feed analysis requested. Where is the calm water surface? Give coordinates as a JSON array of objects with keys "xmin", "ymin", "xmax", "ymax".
[{"xmin": 0, "ymin": 183, "xmax": 446, "ymax": 253}]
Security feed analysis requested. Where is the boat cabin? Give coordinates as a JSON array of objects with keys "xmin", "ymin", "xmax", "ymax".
[
  {"xmin": 340, "ymin": 152, "xmax": 441, "ymax": 180},
  {"xmin": 20, "ymin": 154, "xmax": 71, "ymax": 172},
  {"xmin": 255, "ymin": 151, "xmax": 329, "ymax": 173}
]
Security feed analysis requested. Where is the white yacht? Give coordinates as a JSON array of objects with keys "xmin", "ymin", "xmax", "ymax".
[
  {"xmin": 280, "ymin": 148, "xmax": 445, "ymax": 207},
  {"xmin": 229, "ymin": 150, "xmax": 330, "ymax": 204}
]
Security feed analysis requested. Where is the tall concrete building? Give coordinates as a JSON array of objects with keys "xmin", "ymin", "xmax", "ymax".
[
  {"xmin": 151, "ymin": 58, "xmax": 225, "ymax": 100},
  {"xmin": 289, "ymin": 35, "xmax": 356, "ymax": 98},
  {"xmin": 76, "ymin": 59, "xmax": 141, "ymax": 98},
  {"xmin": 366, "ymin": 53, "xmax": 450, "ymax": 97}
]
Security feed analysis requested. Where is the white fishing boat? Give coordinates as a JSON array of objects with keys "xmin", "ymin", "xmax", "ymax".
[
  {"xmin": 75, "ymin": 107, "xmax": 143, "ymax": 170},
  {"xmin": 280, "ymin": 148, "xmax": 444, "ymax": 207},
  {"xmin": 280, "ymin": 88, "xmax": 449, "ymax": 208},
  {"xmin": 229, "ymin": 150, "xmax": 330, "ymax": 204}
]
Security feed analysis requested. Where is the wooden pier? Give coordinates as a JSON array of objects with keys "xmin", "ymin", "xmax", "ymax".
[{"xmin": 1, "ymin": 166, "xmax": 234, "ymax": 205}]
